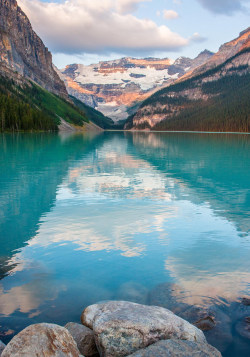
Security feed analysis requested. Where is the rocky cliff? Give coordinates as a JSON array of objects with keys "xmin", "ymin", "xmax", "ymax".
[
  {"xmin": 126, "ymin": 28, "xmax": 250, "ymax": 132},
  {"xmin": 59, "ymin": 51, "xmax": 214, "ymax": 122},
  {"xmin": 181, "ymin": 28, "xmax": 250, "ymax": 81},
  {"xmin": 0, "ymin": 0, "xmax": 68, "ymax": 98}
]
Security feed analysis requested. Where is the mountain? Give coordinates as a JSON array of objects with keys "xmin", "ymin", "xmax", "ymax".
[
  {"xmin": 126, "ymin": 28, "xmax": 250, "ymax": 132},
  {"xmin": 59, "ymin": 51, "xmax": 214, "ymax": 122},
  {"xmin": 0, "ymin": 0, "xmax": 110, "ymax": 131},
  {"xmin": 0, "ymin": 0, "xmax": 67, "ymax": 98},
  {"xmin": 70, "ymin": 95, "xmax": 115, "ymax": 129},
  {"xmin": 182, "ymin": 27, "xmax": 250, "ymax": 81}
]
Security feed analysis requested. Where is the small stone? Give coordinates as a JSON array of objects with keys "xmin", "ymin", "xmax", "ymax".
[
  {"xmin": 65, "ymin": 322, "xmax": 99, "ymax": 357},
  {"xmin": 195, "ymin": 316, "xmax": 215, "ymax": 331},
  {"xmin": 0, "ymin": 341, "xmax": 6, "ymax": 356},
  {"xmin": 81, "ymin": 301, "xmax": 206, "ymax": 357},
  {"xmin": 235, "ymin": 316, "xmax": 250, "ymax": 339},
  {"xmin": 242, "ymin": 297, "xmax": 250, "ymax": 306},
  {"xmin": 126, "ymin": 339, "xmax": 222, "ymax": 357},
  {"xmin": 1, "ymin": 323, "xmax": 82, "ymax": 357}
]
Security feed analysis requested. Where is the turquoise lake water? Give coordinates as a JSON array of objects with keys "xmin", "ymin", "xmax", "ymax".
[{"xmin": 0, "ymin": 132, "xmax": 249, "ymax": 356}]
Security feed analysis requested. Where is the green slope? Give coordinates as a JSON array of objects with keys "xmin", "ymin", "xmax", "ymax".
[
  {"xmin": 0, "ymin": 75, "xmax": 89, "ymax": 131},
  {"xmin": 70, "ymin": 95, "xmax": 114, "ymax": 129},
  {"xmin": 154, "ymin": 72, "xmax": 250, "ymax": 132},
  {"xmin": 128, "ymin": 48, "xmax": 250, "ymax": 132}
]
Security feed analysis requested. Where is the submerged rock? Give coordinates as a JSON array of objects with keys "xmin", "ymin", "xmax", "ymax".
[
  {"xmin": 242, "ymin": 297, "xmax": 250, "ymax": 306},
  {"xmin": 0, "ymin": 341, "xmax": 5, "ymax": 356},
  {"xmin": 65, "ymin": 322, "xmax": 99, "ymax": 357},
  {"xmin": 81, "ymin": 301, "xmax": 206, "ymax": 357},
  {"xmin": 148, "ymin": 283, "xmax": 232, "ymax": 352},
  {"xmin": 1, "ymin": 323, "xmax": 82, "ymax": 357},
  {"xmin": 235, "ymin": 316, "xmax": 250, "ymax": 339},
  {"xmin": 126, "ymin": 339, "xmax": 222, "ymax": 357}
]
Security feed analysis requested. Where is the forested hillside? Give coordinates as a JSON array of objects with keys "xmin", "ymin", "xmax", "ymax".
[
  {"xmin": 0, "ymin": 75, "xmax": 89, "ymax": 131},
  {"xmin": 70, "ymin": 95, "xmax": 114, "ymax": 129},
  {"xmin": 126, "ymin": 46, "xmax": 250, "ymax": 132},
  {"xmin": 154, "ymin": 72, "xmax": 250, "ymax": 132}
]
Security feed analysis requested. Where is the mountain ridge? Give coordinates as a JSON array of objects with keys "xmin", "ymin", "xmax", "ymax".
[
  {"xmin": 59, "ymin": 50, "xmax": 214, "ymax": 122},
  {"xmin": 125, "ymin": 28, "xmax": 250, "ymax": 132}
]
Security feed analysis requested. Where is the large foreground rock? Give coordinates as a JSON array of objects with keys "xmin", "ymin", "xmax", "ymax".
[
  {"xmin": 1, "ymin": 323, "xmax": 82, "ymax": 357},
  {"xmin": 127, "ymin": 339, "xmax": 222, "ymax": 357},
  {"xmin": 81, "ymin": 301, "xmax": 206, "ymax": 357},
  {"xmin": 65, "ymin": 322, "xmax": 98, "ymax": 357},
  {"xmin": 149, "ymin": 283, "xmax": 232, "ymax": 352},
  {"xmin": 0, "ymin": 341, "xmax": 5, "ymax": 356}
]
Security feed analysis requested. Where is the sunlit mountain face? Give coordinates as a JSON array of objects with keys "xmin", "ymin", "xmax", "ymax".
[{"xmin": 0, "ymin": 132, "xmax": 249, "ymax": 357}]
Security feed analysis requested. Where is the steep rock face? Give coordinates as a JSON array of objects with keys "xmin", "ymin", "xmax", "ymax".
[
  {"xmin": 182, "ymin": 28, "xmax": 250, "ymax": 80},
  {"xmin": 59, "ymin": 52, "xmax": 213, "ymax": 122},
  {"xmin": 127, "ymin": 28, "xmax": 250, "ymax": 131},
  {"xmin": 0, "ymin": 0, "xmax": 68, "ymax": 98}
]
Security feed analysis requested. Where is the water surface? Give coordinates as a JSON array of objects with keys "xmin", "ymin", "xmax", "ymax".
[{"xmin": 0, "ymin": 132, "xmax": 249, "ymax": 356}]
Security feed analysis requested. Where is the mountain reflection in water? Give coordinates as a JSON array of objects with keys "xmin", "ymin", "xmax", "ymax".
[{"xmin": 0, "ymin": 131, "xmax": 249, "ymax": 356}]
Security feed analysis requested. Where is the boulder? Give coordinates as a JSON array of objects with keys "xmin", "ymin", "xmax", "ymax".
[
  {"xmin": 65, "ymin": 322, "xmax": 99, "ymax": 357},
  {"xmin": 81, "ymin": 301, "xmax": 206, "ymax": 357},
  {"xmin": 235, "ymin": 316, "xmax": 250, "ymax": 339},
  {"xmin": 126, "ymin": 339, "xmax": 222, "ymax": 357},
  {"xmin": 180, "ymin": 305, "xmax": 232, "ymax": 353},
  {"xmin": 1, "ymin": 323, "xmax": 82, "ymax": 357},
  {"xmin": 0, "ymin": 341, "xmax": 6, "ymax": 356},
  {"xmin": 149, "ymin": 283, "xmax": 232, "ymax": 352}
]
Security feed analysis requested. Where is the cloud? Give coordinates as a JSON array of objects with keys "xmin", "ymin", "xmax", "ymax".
[
  {"xmin": 17, "ymin": 0, "xmax": 188, "ymax": 55},
  {"xmin": 196, "ymin": 0, "xmax": 248, "ymax": 15},
  {"xmin": 116, "ymin": 0, "xmax": 151, "ymax": 14},
  {"xmin": 163, "ymin": 9, "xmax": 179, "ymax": 19},
  {"xmin": 190, "ymin": 32, "xmax": 207, "ymax": 43}
]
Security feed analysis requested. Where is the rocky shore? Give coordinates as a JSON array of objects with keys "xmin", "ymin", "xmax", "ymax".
[
  {"xmin": 0, "ymin": 300, "xmax": 223, "ymax": 357},
  {"xmin": 0, "ymin": 283, "xmax": 249, "ymax": 357}
]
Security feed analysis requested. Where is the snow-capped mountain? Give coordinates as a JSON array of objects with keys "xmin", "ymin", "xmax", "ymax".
[{"xmin": 59, "ymin": 51, "xmax": 213, "ymax": 122}]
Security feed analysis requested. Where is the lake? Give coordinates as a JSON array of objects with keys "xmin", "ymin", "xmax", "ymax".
[{"xmin": 0, "ymin": 131, "xmax": 249, "ymax": 356}]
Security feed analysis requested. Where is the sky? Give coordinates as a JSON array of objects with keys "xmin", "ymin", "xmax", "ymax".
[{"xmin": 17, "ymin": 0, "xmax": 250, "ymax": 68}]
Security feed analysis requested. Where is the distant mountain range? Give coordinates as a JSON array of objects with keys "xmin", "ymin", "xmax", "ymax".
[
  {"xmin": 59, "ymin": 51, "xmax": 214, "ymax": 122},
  {"xmin": 125, "ymin": 28, "xmax": 250, "ymax": 132},
  {"xmin": 0, "ymin": 0, "xmax": 249, "ymax": 132}
]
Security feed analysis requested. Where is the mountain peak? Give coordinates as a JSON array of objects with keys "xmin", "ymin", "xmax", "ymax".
[
  {"xmin": 239, "ymin": 27, "xmax": 250, "ymax": 37},
  {"xmin": 0, "ymin": 0, "xmax": 68, "ymax": 98}
]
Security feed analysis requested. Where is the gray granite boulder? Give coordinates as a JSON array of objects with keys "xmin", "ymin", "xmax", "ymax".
[
  {"xmin": 0, "ymin": 341, "xmax": 5, "ymax": 356},
  {"xmin": 126, "ymin": 339, "xmax": 222, "ymax": 357},
  {"xmin": 81, "ymin": 301, "xmax": 206, "ymax": 357},
  {"xmin": 65, "ymin": 322, "xmax": 99, "ymax": 357},
  {"xmin": 1, "ymin": 323, "xmax": 82, "ymax": 357}
]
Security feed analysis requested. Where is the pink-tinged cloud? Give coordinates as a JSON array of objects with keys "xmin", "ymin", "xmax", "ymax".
[{"xmin": 17, "ymin": 0, "xmax": 188, "ymax": 55}]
